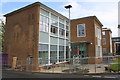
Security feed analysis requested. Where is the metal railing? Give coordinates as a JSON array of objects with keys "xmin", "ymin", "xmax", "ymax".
[{"xmin": 2, "ymin": 55, "xmax": 120, "ymax": 74}]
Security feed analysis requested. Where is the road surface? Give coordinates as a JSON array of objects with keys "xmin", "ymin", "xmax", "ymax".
[{"xmin": 2, "ymin": 70, "xmax": 120, "ymax": 79}]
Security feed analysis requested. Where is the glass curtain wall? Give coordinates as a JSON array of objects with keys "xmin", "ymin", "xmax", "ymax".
[
  {"xmin": 59, "ymin": 46, "xmax": 64, "ymax": 62},
  {"xmin": 38, "ymin": 44, "xmax": 48, "ymax": 66},
  {"xmin": 50, "ymin": 45, "xmax": 57, "ymax": 64},
  {"xmin": 51, "ymin": 13, "xmax": 58, "ymax": 36},
  {"xmin": 39, "ymin": 8, "xmax": 70, "ymax": 66},
  {"xmin": 40, "ymin": 8, "xmax": 49, "ymax": 32}
]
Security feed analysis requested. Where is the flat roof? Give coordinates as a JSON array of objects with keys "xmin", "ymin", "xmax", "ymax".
[
  {"xmin": 71, "ymin": 16, "xmax": 103, "ymax": 26},
  {"xmin": 102, "ymin": 28, "xmax": 112, "ymax": 33},
  {"xmin": 4, "ymin": 2, "xmax": 68, "ymax": 20}
]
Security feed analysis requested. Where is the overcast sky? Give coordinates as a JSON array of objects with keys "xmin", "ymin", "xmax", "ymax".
[{"xmin": 0, "ymin": 0, "xmax": 119, "ymax": 37}]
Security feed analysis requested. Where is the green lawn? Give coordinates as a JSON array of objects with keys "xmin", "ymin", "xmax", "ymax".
[{"xmin": 110, "ymin": 57, "xmax": 120, "ymax": 71}]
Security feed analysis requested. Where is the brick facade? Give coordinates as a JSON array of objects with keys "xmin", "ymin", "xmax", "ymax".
[
  {"xmin": 4, "ymin": 3, "xmax": 40, "ymax": 70},
  {"xmin": 71, "ymin": 16, "xmax": 103, "ymax": 64},
  {"xmin": 102, "ymin": 28, "xmax": 112, "ymax": 56}
]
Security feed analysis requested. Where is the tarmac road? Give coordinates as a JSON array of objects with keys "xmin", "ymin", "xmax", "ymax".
[{"xmin": 2, "ymin": 70, "xmax": 120, "ymax": 79}]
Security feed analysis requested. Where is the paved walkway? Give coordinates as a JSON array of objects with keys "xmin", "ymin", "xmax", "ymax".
[{"xmin": 33, "ymin": 64, "xmax": 108, "ymax": 74}]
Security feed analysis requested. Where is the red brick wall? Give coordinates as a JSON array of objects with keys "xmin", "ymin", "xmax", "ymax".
[{"xmin": 4, "ymin": 5, "xmax": 40, "ymax": 70}]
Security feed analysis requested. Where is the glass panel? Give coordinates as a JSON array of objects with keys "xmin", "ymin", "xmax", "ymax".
[
  {"xmin": 59, "ymin": 18, "xmax": 64, "ymax": 23},
  {"xmin": 103, "ymin": 48, "xmax": 106, "ymax": 55},
  {"xmin": 50, "ymin": 45, "xmax": 57, "ymax": 63},
  {"xmin": 59, "ymin": 29, "xmax": 65, "ymax": 36},
  {"xmin": 78, "ymin": 24, "xmax": 85, "ymax": 37},
  {"xmin": 66, "ymin": 21, "xmax": 69, "ymax": 25},
  {"xmin": 59, "ymin": 51, "xmax": 64, "ymax": 62},
  {"xmin": 50, "ymin": 37, "xmax": 58, "ymax": 44},
  {"xmin": 40, "ymin": 8, "xmax": 49, "ymax": 16},
  {"xmin": 66, "ymin": 46, "xmax": 69, "ymax": 59},
  {"xmin": 59, "ymin": 46, "xmax": 64, "ymax": 51},
  {"xmin": 40, "ymin": 15, "xmax": 49, "ymax": 32},
  {"xmin": 59, "ymin": 38, "xmax": 64, "ymax": 45},
  {"xmin": 102, "ymin": 38, "xmax": 106, "ymax": 45},
  {"xmin": 39, "ymin": 51, "xmax": 48, "ymax": 65},
  {"xmin": 39, "ymin": 32, "xmax": 49, "ymax": 43},
  {"xmin": 59, "ymin": 23, "xmax": 64, "ymax": 28},
  {"xmin": 66, "ymin": 40, "xmax": 69, "ymax": 46},
  {"xmin": 50, "ymin": 51, "xmax": 57, "ymax": 64},
  {"xmin": 98, "ymin": 38, "xmax": 101, "ymax": 46},
  {"xmin": 51, "ymin": 19, "xmax": 58, "ymax": 26},
  {"xmin": 51, "ymin": 26, "xmax": 58, "ymax": 35},
  {"xmin": 50, "ymin": 45, "xmax": 57, "ymax": 51},
  {"xmin": 51, "ymin": 13, "xmax": 58, "ymax": 20},
  {"xmin": 66, "ymin": 31, "xmax": 69, "ymax": 38},
  {"xmin": 97, "ymin": 27, "xmax": 101, "ymax": 39},
  {"xmin": 38, "ymin": 44, "xmax": 48, "ymax": 51},
  {"xmin": 66, "ymin": 25, "xmax": 69, "ymax": 30}
]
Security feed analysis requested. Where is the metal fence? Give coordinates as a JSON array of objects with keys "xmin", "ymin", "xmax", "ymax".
[{"xmin": 2, "ymin": 55, "xmax": 120, "ymax": 74}]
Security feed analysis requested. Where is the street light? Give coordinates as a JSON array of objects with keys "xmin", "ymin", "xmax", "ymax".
[{"xmin": 65, "ymin": 5, "xmax": 72, "ymax": 61}]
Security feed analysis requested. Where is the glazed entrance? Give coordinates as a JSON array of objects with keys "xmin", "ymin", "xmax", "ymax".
[{"xmin": 71, "ymin": 42, "xmax": 90, "ymax": 64}]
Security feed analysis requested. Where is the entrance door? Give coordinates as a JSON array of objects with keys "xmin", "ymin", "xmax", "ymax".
[{"xmin": 71, "ymin": 43, "xmax": 88, "ymax": 64}]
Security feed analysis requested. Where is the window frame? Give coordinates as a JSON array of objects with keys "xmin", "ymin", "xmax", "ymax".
[
  {"xmin": 102, "ymin": 38, "xmax": 106, "ymax": 45},
  {"xmin": 51, "ymin": 25, "xmax": 58, "ymax": 35},
  {"xmin": 77, "ymin": 24, "xmax": 86, "ymax": 37}
]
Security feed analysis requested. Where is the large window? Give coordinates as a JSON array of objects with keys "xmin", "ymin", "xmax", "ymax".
[
  {"xmin": 66, "ymin": 31, "xmax": 69, "ymax": 38},
  {"xmin": 59, "ymin": 38, "xmax": 64, "ymax": 45},
  {"xmin": 50, "ymin": 45, "xmax": 57, "ymax": 64},
  {"xmin": 102, "ymin": 38, "xmax": 106, "ymax": 45},
  {"xmin": 103, "ymin": 48, "xmax": 106, "ymax": 55},
  {"xmin": 59, "ymin": 29, "xmax": 65, "ymax": 37},
  {"xmin": 38, "ymin": 44, "xmax": 48, "ymax": 65},
  {"xmin": 51, "ymin": 13, "xmax": 58, "ymax": 26},
  {"xmin": 95, "ymin": 26, "xmax": 102, "ymax": 57},
  {"xmin": 51, "ymin": 25, "xmax": 58, "ymax": 35},
  {"xmin": 77, "ymin": 24, "xmax": 85, "ymax": 37},
  {"xmin": 66, "ymin": 21, "xmax": 69, "ymax": 38},
  {"xmin": 59, "ymin": 46, "xmax": 64, "ymax": 62},
  {"xmin": 51, "ymin": 19, "xmax": 58, "ymax": 26},
  {"xmin": 66, "ymin": 46, "xmax": 69, "ymax": 60},
  {"xmin": 66, "ymin": 21, "xmax": 69, "ymax": 30},
  {"xmin": 97, "ymin": 28, "xmax": 101, "ymax": 39},
  {"xmin": 50, "ymin": 13, "xmax": 58, "ymax": 36},
  {"xmin": 40, "ymin": 8, "xmax": 49, "ymax": 32},
  {"xmin": 40, "ymin": 8, "xmax": 49, "ymax": 16},
  {"xmin": 59, "ymin": 23, "xmax": 64, "ymax": 28},
  {"xmin": 59, "ymin": 18, "xmax": 64, "ymax": 29},
  {"xmin": 40, "ymin": 15, "xmax": 49, "ymax": 32},
  {"xmin": 96, "ymin": 46, "xmax": 102, "ymax": 57}
]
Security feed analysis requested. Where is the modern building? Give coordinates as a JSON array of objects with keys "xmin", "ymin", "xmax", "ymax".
[
  {"xmin": 70, "ymin": 16, "xmax": 103, "ymax": 64},
  {"xmin": 4, "ymin": 2, "xmax": 70, "ymax": 70},
  {"xmin": 112, "ymin": 37, "xmax": 120, "ymax": 55},
  {"xmin": 102, "ymin": 28, "xmax": 112, "ymax": 56}
]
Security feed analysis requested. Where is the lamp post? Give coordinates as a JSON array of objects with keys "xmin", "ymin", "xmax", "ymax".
[{"xmin": 65, "ymin": 5, "xmax": 72, "ymax": 61}]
